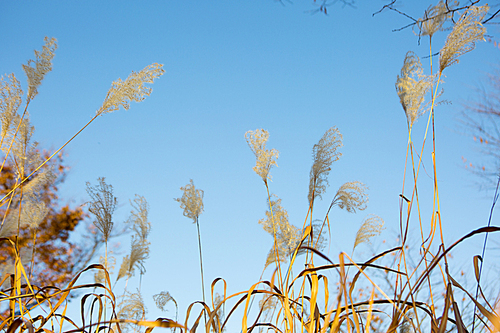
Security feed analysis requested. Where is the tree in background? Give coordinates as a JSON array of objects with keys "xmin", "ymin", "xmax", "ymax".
[{"xmin": 0, "ymin": 150, "xmax": 102, "ymax": 289}]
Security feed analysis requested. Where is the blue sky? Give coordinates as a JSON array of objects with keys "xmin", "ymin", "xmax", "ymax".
[{"xmin": 2, "ymin": 0, "xmax": 500, "ymax": 330}]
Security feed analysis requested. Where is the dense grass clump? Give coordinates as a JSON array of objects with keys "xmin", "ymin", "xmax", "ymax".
[{"xmin": 1, "ymin": 3, "xmax": 500, "ymax": 333}]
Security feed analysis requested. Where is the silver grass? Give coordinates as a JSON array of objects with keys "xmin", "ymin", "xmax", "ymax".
[
  {"xmin": 153, "ymin": 291, "xmax": 177, "ymax": 312},
  {"xmin": 0, "ymin": 195, "xmax": 49, "ymax": 237},
  {"xmin": 116, "ymin": 255, "xmax": 131, "ymax": 282},
  {"xmin": 127, "ymin": 194, "xmax": 151, "ymax": 241},
  {"xmin": 0, "ymin": 211, "xmax": 18, "ymax": 238},
  {"xmin": 94, "ymin": 254, "xmax": 116, "ymax": 285},
  {"xmin": 396, "ymin": 51, "xmax": 433, "ymax": 128},
  {"xmin": 153, "ymin": 291, "xmax": 178, "ymax": 333},
  {"xmin": 128, "ymin": 238, "xmax": 150, "ymax": 276},
  {"xmin": 10, "ymin": 113, "xmax": 43, "ymax": 176},
  {"xmin": 308, "ymin": 127, "xmax": 343, "ymax": 205},
  {"xmin": 19, "ymin": 199, "xmax": 48, "ymax": 231},
  {"xmin": 213, "ymin": 292, "xmax": 225, "ymax": 332},
  {"xmin": 245, "ymin": 129, "xmax": 279, "ymax": 184},
  {"xmin": 116, "ymin": 238, "xmax": 150, "ymax": 282},
  {"xmin": 0, "ymin": 248, "xmax": 32, "ymax": 287},
  {"xmin": 97, "ymin": 63, "xmax": 165, "ymax": 116},
  {"xmin": 331, "ymin": 181, "xmax": 368, "ymax": 213},
  {"xmin": 118, "ymin": 290, "xmax": 147, "ymax": 333},
  {"xmin": 22, "ymin": 168, "xmax": 56, "ymax": 202},
  {"xmin": 22, "ymin": 37, "xmax": 57, "ymax": 102},
  {"xmin": 175, "ymin": 179, "xmax": 204, "ymax": 222},
  {"xmin": 297, "ymin": 220, "xmax": 327, "ymax": 256},
  {"xmin": 439, "ymin": 5, "xmax": 488, "ymax": 72},
  {"xmin": 86, "ymin": 177, "xmax": 117, "ymax": 242},
  {"xmin": 0, "ymin": 74, "xmax": 22, "ymax": 142},
  {"xmin": 353, "ymin": 215, "xmax": 384, "ymax": 251},
  {"xmin": 418, "ymin": 1, "xmax": 456, "ymax": 38},
  {"xmin": 259, "ymin": 195, "xmax": 301, "ymax": 268}
]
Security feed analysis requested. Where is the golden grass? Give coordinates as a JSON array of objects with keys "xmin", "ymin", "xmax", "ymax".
[{"xmin": 1, "ymin": 4, "xmax": 500, "ymax": 333}]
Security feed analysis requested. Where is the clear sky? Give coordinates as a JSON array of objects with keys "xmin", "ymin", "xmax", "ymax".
[{"xmin": 2, "ymin": 0, "xmax": 500, "ymax": 330}]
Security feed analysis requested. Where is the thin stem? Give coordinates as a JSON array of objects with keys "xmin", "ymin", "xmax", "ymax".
[
  {"xmin": 265, "ymin": 183, "xmax": 284, "ymax": 291},
  {"xmin": 0, "ymin": 113, "xmax": 99, "ymax": 206},
  {"xmin": 195, "ymin": 217, "xmax": 207, "ymax": 324}
]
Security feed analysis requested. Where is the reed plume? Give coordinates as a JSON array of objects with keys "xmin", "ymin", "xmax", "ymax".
[
  {"xmin": 259, "ymin": 195, "xmax": 301, "ymax": 268},
  {"xmin": 153, "ymin": 291, "xmax": 177, "ymax": 312},
  {"xmin": 118, "ymin": 289, "xmax": 147, "ymax": 333},
  {"xmin": 330, "ymin": 181, "xmax": 368, "ymax": 213},
  {"xmin": 308, "ymin": 127, "xmax": 343, "ymax": 205},
  {"xmin": 245, "ymin": 129, "xmax": 279, "ymax": 184},
  {"xmin": 117, "ymin": 237, "xmax": 150, "ymax": 282},
  {"xmin": 0, "ymin": 74, "xmax": 22, "ymax": 145},
  {"xmin": 352, "ymin": 214, "xmax": 384, "ymax": 251},
  {"xmin": 22, "ymin": 37, "xmax": 57, "ymax": 102},
  {"xmin": 97, "ymin": 63, "xmax": 165, "ymax": 116},
  {"xmin": 175, "ymin": 180, "xmax": 206, "ymax": 310},
  {"xmin": 418, "ymin": 1, "xmax": 454, "ymax": 38},
  {"xmin": 396, "ymin": 51, "xmax": 432, "ymax": 129},
  {"xmin": 439, "ymin": 4, "xmax": 488, "ymax": 73},
  {"xmin": 86, "ymin": 177, "xmax": 117, "ymax": 243},
  {"xmin": 127, "ymin": 195, "xmax": 151, "ymax": 241}
]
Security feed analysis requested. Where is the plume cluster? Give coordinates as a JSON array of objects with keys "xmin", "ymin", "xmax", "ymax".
[
  {"xmin": 259, "ymin": 195, "xmax": 301, "ymax": 268},
  {"xmin": 396, "ymin": 52, "xmax": 433, "ymax": 128},
  {"xmin": 22, "ymin": 37, "xmax": 57, "ymax": 101},
  {"xmin": 439, "ymin": 5, "xmax": 488, "ymax": 72},
  {"xmin": 175, "ymin": 179, "xmax": 204, "ymax": 222},
  {"xmin": 245, "ymin": 129, "xmax": 279, "ymax": 184},
  {"xmin": 308, "ymin": 127, "xmax": 343, "ymax": 205},
  {"xmin": 86, "ymin": 177, "xmax": 117, "ymax": 242},
  {"xmin": 97, "ymin": 63, "xmax": 165, "ymax": 116}
]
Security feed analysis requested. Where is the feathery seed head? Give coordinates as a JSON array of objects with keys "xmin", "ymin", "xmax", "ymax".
[
  {"xmin": 308, "ymin": 127, "xmax": 343, "ymax": 204},
  {"xmin": 245, "ymin": 129, "xmax": 279, "ymax": 184},
  {"xmin": 332, "ymin": 181, "xmax": 368, "ymax": 213},
  {"xmin": 396, "ymin": 51, "xmax": 433, "ymax": 128},
  {"xmin": 418, "ymin": 1, "xmax": 456, "ymax": 38},
  {"xmin": 353, "ymin": 214, "xmax": 384, "ymax": 251},
  {"xmin": 86, "ymin": 177, "xmax": 117, "ymax": 242},
  {"xmin": 118, "ymin": 289, "xmax": 147, "ymax": 329},
  {"xmin": 439, "ymin": 5, "xmax": 488, "ymax": 72},
  {"xmin": 259, "ymin": 195, "xmax": 301, "ymax": 268},
  {"xmin": 94, "ymin": 254, "xmax": 116, "ymax": 284},
  {"xmin": 175, "ymin": 179, "xmax": 204, "ymax": 222},
  {"xmin": 153, "ymin": 291, "xmax": 177, "ymax": 312},
  {"xmin": 128, "ymin": 194, "xmax": 151, "ymax": 241},
  {"xmin": 97, "ymin": 63, "xmax": 165, "ymax": 116},
  {"xmin": 0, "ymin": 74, "xmax": 23, "ymax": 142},
  {"xmin": 22, "ymin": 37, "xmax": 57, "ymax": 101}
]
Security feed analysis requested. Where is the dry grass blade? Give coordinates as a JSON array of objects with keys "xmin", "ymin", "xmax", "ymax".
[{"xmin": 448, "ymin": 274, "xmax": 500, "ymax": 331}]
